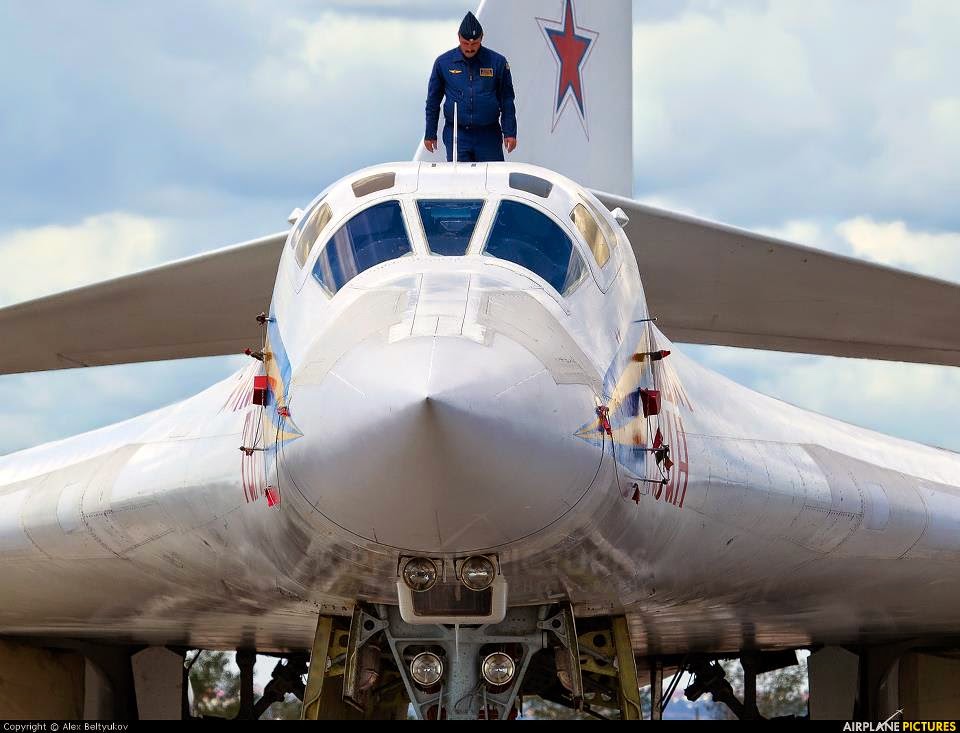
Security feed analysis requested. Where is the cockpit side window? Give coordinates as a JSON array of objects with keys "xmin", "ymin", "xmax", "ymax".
[
  {"xmin": 293, "ymin": 202, "xmax": 333, "ymax": 268},
  {"xmin": 417, "ymin": 200, "xmax": 484, "ymax": 256},
  {"xmin": 585, "ymin": 197, "xmax": 618, "ymax": 253},
  {"xmin": 484, "ymin": 200, "xmax": 587, "ymax": 295},
  {"xmin": 571, "ymin": 202, "xmax": 610, "ymax": 267},
  {"xmin": 312, "ymin": 200, "xmax": 412, "ymax": 295}
]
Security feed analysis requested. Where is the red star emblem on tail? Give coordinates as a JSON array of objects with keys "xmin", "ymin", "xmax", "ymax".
[{"xmin": 537, "ymin": 0, "xmax": 598, "ymax": 137}]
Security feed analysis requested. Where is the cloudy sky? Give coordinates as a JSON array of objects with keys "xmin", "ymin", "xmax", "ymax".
[{"xmin": 1, "ymin": 0, "xmax": 958, "ymax": 455}]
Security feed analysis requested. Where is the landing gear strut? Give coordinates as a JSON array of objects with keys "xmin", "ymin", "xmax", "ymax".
[{"xmin": 299, "ymin": 606, "xmax": 648, "ymax": 720}]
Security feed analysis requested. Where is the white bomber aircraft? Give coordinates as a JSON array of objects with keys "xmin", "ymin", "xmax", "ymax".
[{"xmin": 2, "ymin": 0, "xmax": 960, "ymax": 722}]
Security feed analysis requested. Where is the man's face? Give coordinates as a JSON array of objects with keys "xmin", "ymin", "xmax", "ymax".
[{"xmin": 459, "ymin": 34, "xmax": 482, "ymax": 58}]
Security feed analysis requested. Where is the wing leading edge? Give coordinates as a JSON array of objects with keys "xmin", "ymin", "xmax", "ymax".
[
  {"xmin": 5, "ymin": 195, "xmax": 959, "ymax": 376},
  {"xmin": 595, "ymin": 191, "xmax": 960, "ymax": 367},
  {"xmin": 0, "ymin": 232, "xmax": 286, "ymax": 376}
]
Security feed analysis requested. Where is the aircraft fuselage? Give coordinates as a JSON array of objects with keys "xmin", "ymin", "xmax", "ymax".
[{"xmin": 1, "ymin": 162, "xmax": 959, "ymax": 656}]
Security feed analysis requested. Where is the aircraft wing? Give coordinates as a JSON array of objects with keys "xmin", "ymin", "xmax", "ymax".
[
  {"xmin": 0, "ymin": 232, "xmax": 286, "ymax": 375},
  {"xmin": 595, "ymin": 191, "xmax": 960, "ymax": 367}
]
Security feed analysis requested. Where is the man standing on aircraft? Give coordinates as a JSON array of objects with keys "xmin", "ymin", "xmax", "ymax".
[{"xmin": 423, "ymin": 11, "xmax": 517, "ymax": 162}]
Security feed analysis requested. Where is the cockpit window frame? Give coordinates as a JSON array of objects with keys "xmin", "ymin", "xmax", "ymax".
[
  {"xmin": 480, "ymin": 196, "xmax": 592, "ymax": 299},
  {"xmin": 556, "ymin": 191, "xmax": 622, "ymax": 294},
  {"xmin": 570, "ymin": 201, "xmax": 611, "ymax": 269},
  {"xmin": 308, "ymin": 197, "xmax": 416, "ymax": 298},
  {"xmin": 292, "ymin": 201, "xmax": 334, "ymax": 269},
  {"xmin": 414, "ymin": 197, "xmax": 487, "ymax": 257},
  {"xmin": 583, "ymin": 195, "xmax": 619, "ymax": 255}
]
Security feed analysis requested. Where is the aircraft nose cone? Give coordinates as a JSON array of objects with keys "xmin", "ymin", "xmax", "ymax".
[{"xmin": 284, "ymin": 334, "xmax": 601, "ymax": 553}]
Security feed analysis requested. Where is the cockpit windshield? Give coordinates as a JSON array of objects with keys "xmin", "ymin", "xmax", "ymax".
[
  {"xmin": 484, "ymin": 200, "xmax": 586, "ymax": 294},
  {"xmin": 417, "ymin": 200, "xmax": 484, "ymax": 256},
  {"xmin": 312, "ymin": 200, "xmax": 412, "ymax": 295}
]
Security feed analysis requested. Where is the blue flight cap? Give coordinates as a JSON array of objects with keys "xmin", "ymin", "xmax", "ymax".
[{"xmin": 459, "ymin": 11, "xmax": 483, "ymax": 41}]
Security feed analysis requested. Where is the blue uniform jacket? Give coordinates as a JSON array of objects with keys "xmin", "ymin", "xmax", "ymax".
[{"xmin": 424, "ymin": 46, "xmax": 517, "ymax": 141}]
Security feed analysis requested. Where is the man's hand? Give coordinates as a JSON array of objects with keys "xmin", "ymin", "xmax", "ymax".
[
  {"xmin": 504, "ymin": 137, "xmax": 517, "ymax": 154},
  {"xmin": 424, "ymin": 139, "xmax": 438, "ymax": 153}
]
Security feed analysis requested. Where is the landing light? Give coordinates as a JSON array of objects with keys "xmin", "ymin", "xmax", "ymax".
[
  {"xmin": 410, "ymin": 652, "xmax": 444, "ymax": 687},
  {"xmin": 481, "ymin": 652, "xmax": 515, "ymax": 686},
  {"xmin": 459, "ymin": 556, "xmax": 496, "ymax": 591},
  {"xmin": 402, "ymin": 557, "xmax": 439, "ymax": 592}
]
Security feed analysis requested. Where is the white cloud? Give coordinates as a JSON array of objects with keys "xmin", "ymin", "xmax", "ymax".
[
  {"xmin": 0, "ymin": 356, "xmax": 246, "ymax": 456},
  {"xmin": 0, "ymin": 213, "xmax": 168, "ymax": 307},
  {"xmin": 756, "ymin": 220, "xmax": 832, "ymax": 250},
  {"xmin": 631, "ymin": 1, "xmax": 960, "ymax": 227},
  {"xmin": 131, "ymin": 10, "xmax": 451, "ymax": 180},
  {"xmin": 633, "ymin": 4, "xmax": 833, "ymax": 187},
  {"xmin": 838, "ymin": 217, "xmax": 960, "ymax": 283},
  {"xmin": 240, "ymin": 12, "xmax": 449, "ymax": 161},
  {"xmin": 288, "ymin": 14, "xmax": 448, "ymax": 82},
  {"xmin": 724, "ymin": 212, "xmax": 960, "ymax": 283},
  {"xmin": 747, "ymin": 215, "xmax": 960, "ymax": 285},
  {"xmin": 686, "ymin": 344, "xmax": 960, "ymax": 452}
]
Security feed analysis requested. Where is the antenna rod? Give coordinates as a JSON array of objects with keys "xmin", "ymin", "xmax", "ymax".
[{"xmin": 453, "ymin": 102, "xmax": 458, "ymax": 165}]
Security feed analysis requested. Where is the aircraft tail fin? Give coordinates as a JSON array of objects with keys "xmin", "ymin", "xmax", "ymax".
[{"xmin": 415, "ymin": 0, "xmax": 633, "ymax": 197}]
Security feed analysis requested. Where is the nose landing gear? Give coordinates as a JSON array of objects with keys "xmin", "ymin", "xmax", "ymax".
[{"xmin": 301, "ymin": 604, "xmax": 649, "ymax": 720}]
